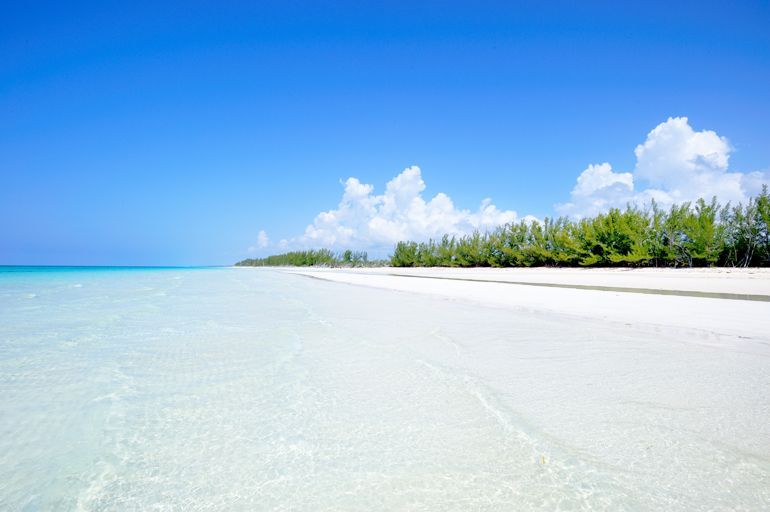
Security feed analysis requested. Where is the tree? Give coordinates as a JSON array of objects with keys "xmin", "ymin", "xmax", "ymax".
[{"xmin": 386, "ymin": 189, "xmax": 769, "ymax": 268}]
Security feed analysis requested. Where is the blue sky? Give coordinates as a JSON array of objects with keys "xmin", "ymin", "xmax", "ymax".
[{"xmin": 2, "ymin": 1, "xmax": 769, "ymax": 265}]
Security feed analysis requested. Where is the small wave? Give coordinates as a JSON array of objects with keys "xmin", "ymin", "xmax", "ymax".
[{"xmin": 429, "ymin": 328, "xmax": 462, "ymax": 356}]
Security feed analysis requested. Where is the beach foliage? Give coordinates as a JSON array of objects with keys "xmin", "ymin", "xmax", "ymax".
[
  {"xmin": 235, "ymin": 249, "xmax": 376, "ymax": 267},
  {"xmin": 236, "ymin": 189, "xmax": 770, "ymax": 268},
  {"xmin": 391, "ymin": 187, "xmax": 770, "ymax": 268}
]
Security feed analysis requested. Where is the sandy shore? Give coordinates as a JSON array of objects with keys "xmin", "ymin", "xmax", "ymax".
[{"xmin": 288, "ymin": 267, "xmax": 770, "ymax": 341}]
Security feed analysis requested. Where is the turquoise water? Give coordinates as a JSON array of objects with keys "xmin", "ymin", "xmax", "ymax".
[{"xmin": 1, "ymin": 267, "xmax": 769, "ymax": 510}]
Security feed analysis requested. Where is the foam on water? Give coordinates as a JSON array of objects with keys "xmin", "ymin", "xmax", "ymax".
[{"xmin": 1, "ymin": 267, "xmax": 769, "ymax": 510}]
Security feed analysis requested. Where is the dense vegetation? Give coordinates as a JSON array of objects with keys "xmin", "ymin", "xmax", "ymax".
[
  {"xmin": 391, "ymin": 187, "xmax": 770, "ymax": 268},
  {"xmin": 236, "ymin": 189, "xmax": 770, "ymax": 269},
  {"xmin": 236, "ymin": 249, "xmax": 376, "ymax": 267}
]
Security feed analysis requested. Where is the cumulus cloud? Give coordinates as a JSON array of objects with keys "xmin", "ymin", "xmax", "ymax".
[
  {"xmin": 558, "ymin": 117, "xmax": 768, "ymax": 217},
  {"xmin": 247, "ymin": 117, "xmax": 767, "ymax": 256},
  {"xmin": 558, "ymin": 163, "xmax": 635, "ymax": 218},
  {"xmin": 248, "ymin": 230, "xmax": 270, "ymax": 252},
  {"xmin": 294, "ymin": 166, "xmax": 518, "ymax": 251},
  {"xmin": 257, "ymin": 230, "xmax": 270, "ymax": 248}
]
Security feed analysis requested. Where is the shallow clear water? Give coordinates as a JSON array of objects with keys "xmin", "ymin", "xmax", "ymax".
[{"xmin": 1, "ymin": 267, "xmax": 769, "ymax": 511}]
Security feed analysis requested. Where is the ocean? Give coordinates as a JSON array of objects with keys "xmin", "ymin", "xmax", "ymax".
[{"xmin": 1, "ymin": 266, "xmax": 768, "ymax": 510}]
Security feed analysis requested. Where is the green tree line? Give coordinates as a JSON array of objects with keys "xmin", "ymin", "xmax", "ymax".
[
  {"xmin": 391, "ymin": 187, "xmax": 770, "ymax": 268},
  {"xmin": 236, "ymin": 249, "xmax": 373, "ymax": 267}
]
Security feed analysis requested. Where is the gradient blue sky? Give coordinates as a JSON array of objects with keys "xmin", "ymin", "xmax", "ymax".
[{"xmin": 2, "ymin": 1, "xmax": 769, "ymax": 265}]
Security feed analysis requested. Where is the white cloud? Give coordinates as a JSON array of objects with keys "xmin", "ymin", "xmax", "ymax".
[
  {"xmin": 247, "ymin": 230, "xmax": 270, "ymax": 252},
  {"xmin": 558, "ymin": 117, "xmax": 769, "ymax": 217},
  {"xmin": 573, "ymin": 163, "xmax": 634, "ymax": 198},
  {"xmin": 249, "ymin": 117, "xmax": 767, "ymax": 256},
  {"xmin": 557, "ymin": 163, "xmax": 635, "ymax": 218},
  {"xmin": 294, "ymin": 166, "xmax": 518, "ymax": 251},
  {"xmin": 257, "ymin": 230, "xmax": 270, "ymax": 248}
]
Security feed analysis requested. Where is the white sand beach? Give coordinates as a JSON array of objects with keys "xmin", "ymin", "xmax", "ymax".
[{"xmin": 288, "ymin": 267, "xmax": 770, "ymax": 340}]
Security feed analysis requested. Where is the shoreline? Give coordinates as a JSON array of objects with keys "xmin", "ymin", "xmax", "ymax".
[
  {"xmin": 241, "ymin": 265, "xmax": 770, "ymax": 294},
  {"xmin": 6, "ymin": 266, "xmax": 770, "ymax": 509},
  {"xmin": 283, "ymin": 267, "xmax": 770, "ymax": 342}
]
